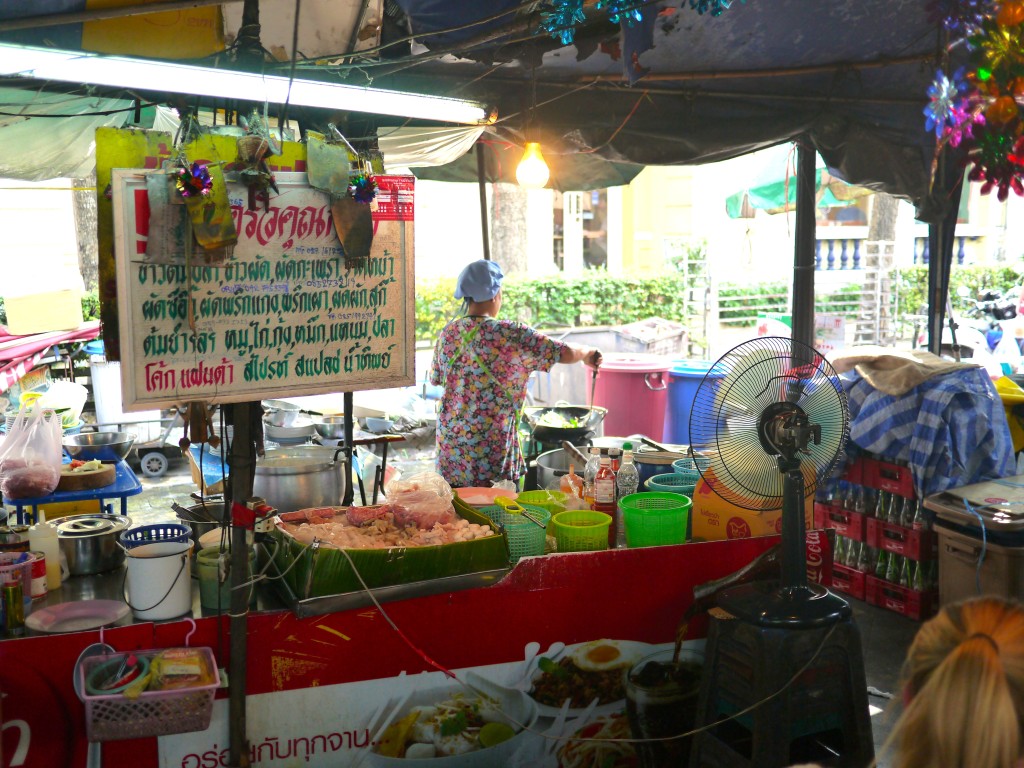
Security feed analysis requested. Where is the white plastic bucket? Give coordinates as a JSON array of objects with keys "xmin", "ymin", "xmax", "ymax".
[{"xmin": 123, "ymin": 541, "xmax": 192, "ymax": 620}]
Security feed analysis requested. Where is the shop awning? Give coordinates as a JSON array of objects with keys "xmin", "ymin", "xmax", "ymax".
[{"xmin": 0, "ymin": 321, "xmax": 100, "ymax": 394}]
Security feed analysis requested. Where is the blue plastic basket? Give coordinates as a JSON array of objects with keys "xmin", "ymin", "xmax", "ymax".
[
  {"xmin": 119, "ymin": 524, "xmax": 191, "ymax": 550},
  {"xmin": 645, "ymin": 472, "xmax": 699, "ymax": 495},
  {"xmin": 672, "ymin": 457, "xmax": 712, "ymax": 473}
]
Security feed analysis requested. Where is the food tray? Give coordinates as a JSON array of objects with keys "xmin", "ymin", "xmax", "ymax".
[
  {"xmin": 267, "ymin": 497, "xmax": 509, "ymax": 598},
  {"xmin": 78, "ymin": 647, "xmax": 219, "ymax": 741}
]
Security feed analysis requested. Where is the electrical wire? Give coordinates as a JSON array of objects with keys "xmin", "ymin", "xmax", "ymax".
[{"xmin": 962, "ymin": 498, "xmax": 987, "ymax": 595}]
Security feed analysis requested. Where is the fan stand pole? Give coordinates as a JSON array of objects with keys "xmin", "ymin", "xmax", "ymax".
[{"xmin": 718, "ymin": 463, "xmax": 851, "ymax": 629}]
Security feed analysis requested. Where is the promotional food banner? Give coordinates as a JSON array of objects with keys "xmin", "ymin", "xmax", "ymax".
[{"xmin": 112, "ymin": 169, "xmax": 415, "ymax": 409}]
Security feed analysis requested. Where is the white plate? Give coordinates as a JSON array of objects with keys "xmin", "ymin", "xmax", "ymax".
[
  {"xmin": 264, "ymin": 416, "xmax": 315, "ymax": 439},
  {"xmin": 525, "ymin": 639, "xmax": 653, "ymax": 718},
  {"xmin": 26, "ymin": 600, "xmax": 130, "ymax": 634}
]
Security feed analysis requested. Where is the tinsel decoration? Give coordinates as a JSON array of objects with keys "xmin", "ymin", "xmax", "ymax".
[
  {"xmin": 174, "ymin": 162, "xmax": 213, "ymax": 198},
  {"xmin": 541, "ymin": 0, "xmax": 741, "ymax": 44},
  {"xmin": 348, "ymin": 173, "xmax": 379, "ymax": 204},
  {"xmin": 540, "ymin": 0, "xmax": 586, "ymax": 45},
  {"xmin": 597, "ymin": 0, "xmax": 644, "ymax": 25},
  {"xmin": 929, "ymin": 0, "xmax": 1024, "ymax": 198}
]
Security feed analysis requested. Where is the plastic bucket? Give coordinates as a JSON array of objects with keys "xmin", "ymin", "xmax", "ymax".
[
  {"xmin": 665, "ymin": 360, "xmax": 716, "ymax": 445},
  {"xmin": 123, "ymin": 541, "xmax": 192, "ymax": 620},
  {"xmin": 635, "ymin": 451, "xmax": 686, "ymax": 488},
  {"xmin": 197, "ymin": 546, "xmax": 255, "ymax": 611},
  {"xmin": 593, "ymin": 354, "xmax": 672, "ymax": 442}
]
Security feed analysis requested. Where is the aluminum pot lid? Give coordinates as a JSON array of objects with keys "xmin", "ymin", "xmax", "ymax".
[
  {"xmin": 256, "ymin": 446, "xmax": 339, "ymax": 475},
  {"xmin": 53, "ymin": 514, "xmax": 131, "ymax": 537}
]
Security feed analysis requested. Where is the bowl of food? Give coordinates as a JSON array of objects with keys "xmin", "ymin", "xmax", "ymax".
[
  {"xmin": 527, "ymin": 638, "xmax": 653, "ymax": 717},
  {"xmin": 311, "ymin": 414, "xmax": 346, "ymax": 440},
  {"xmin": 63, "ymin": 432, "xmax": 136, "ymax": 462},
  {"xmin": 367, "ymin": 672, "xmax": 538, "ymax": 767}
]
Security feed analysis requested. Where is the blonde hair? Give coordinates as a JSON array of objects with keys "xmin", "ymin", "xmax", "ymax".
[{"xmin": 881, "ymin": 597, "xmax": 1024, "ymax": 768}]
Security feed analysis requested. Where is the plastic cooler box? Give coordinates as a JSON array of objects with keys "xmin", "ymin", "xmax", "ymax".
[
  {"xmin": 664, "ymin": 360, "xmax": 716, "ymax": 445},
  {"xmin": 592, "ymin": 354, "xmax": 671, "ymax": 442}
]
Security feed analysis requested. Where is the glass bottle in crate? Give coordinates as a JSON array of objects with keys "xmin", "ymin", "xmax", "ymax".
[
  {"xmin": 885, "ymin": 552, "xmax": 901, "ymax": 584},
  {"xmin": 912, "ymin": 560, "xmax": 925, "ymax": 591},
  {"xmin": 862, "ymin": 487, "xmax": 877, "ymax": 518},
  {"xmin": 887, "ymin": 494, "xmax": 904, "ymax": 526},
  {"xmin": 852, "ymin": 484, "xmax": 867, "ymax": 515},
  {"xmin": 846, "ymin": 539, "xmax": 862, "ymax": 568},
  {"xmin": 875, "ymin": 549, "xmax": 889, "ymax": 579},
  {"xmin": 874, "ymin": 490, "xmax": 890, "ymax": 520},
  {"xmin": 900, "ymin": 497, "xmax": 916, "ymax": 528},
  {"xmin": 898, "ymin": 555, "xmax": 912, "ymax": 587},
  {"xmin": 857, "ymin": 543, "xmax": 872, "ymax": 573},
  {"xmin": 834, "ymin": 535, "xmax": 847, "ymax": 567},
  {"xmin": 911, "ymin": 500, "xmax": 930, "ymax": 531}
]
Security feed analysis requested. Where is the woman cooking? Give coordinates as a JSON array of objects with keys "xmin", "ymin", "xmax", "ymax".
[{"xmin": 429, "ymin": 259, "xmax": 602, "ymax": 488}]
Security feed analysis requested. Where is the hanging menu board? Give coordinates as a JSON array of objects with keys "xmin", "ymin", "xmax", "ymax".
[{"xmin": 112, "ymin": 171, "xmax": 415, "ymax": 410}]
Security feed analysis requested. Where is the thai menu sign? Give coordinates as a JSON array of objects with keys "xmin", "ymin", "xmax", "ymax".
[{"xmin": 112, "ymin": 171, "xmax": 415, "ymax": 409}]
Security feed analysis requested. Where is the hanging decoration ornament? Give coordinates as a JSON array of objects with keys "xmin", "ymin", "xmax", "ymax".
[
  {"xmin": 348, "ymin": 173, "xmax": 379, "ymax": 204},
  {"xmin": 236, "ymin": 108, "xmax": 280, "ymax": 212},
  {"xmin": 541, "ymin": 0, "xmax": 740, "ymax": 45},
  {"xmin": 928, "ymin": 0, "xmax": 1024, "ymax": 199},
  {"xmin": 174, "ymin": 161, "xmax": 214, "ymax": 198}
]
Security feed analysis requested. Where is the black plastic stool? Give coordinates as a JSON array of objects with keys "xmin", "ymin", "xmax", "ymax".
[{"xmin": 689, "ymin": 609, "xmax": 874, "ymax": 768}]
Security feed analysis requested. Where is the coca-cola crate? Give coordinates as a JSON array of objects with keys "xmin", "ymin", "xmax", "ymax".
[
  {"xmin": 866, "ymin": 458, "xmax": 915, "ymax": 498},
  {"xmin": 842, "ymin": 457, "xmax": 867, "ymax": 486},
  {"xmin": 865, "ymin": 575, "xmax": 938, "ymax": 621},
  {"xmin": 866, "ymin": 518, "xmax": 937, "ymax": 561},
  {"xmin": 813, "ymin": 503, "xmax": 867, "ymax": 542},
  {"xmin": 831, "ymin": 563, "xmax": 866, "ymax": 601}
]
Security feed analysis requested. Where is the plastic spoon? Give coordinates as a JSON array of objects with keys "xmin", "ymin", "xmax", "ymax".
[{"xmin": 507, "ymin": 641, "xmax": 541, "ymax": 687}]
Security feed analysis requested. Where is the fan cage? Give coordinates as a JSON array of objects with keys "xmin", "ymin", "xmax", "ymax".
[{"xmin": 687, "ymin": 336, "xmax": 850, "ymax": 511}]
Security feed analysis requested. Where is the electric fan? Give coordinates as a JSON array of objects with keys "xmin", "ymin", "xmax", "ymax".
[{"xmin": 688, "ymin": 336, "xmax": 851, "ymax": 627}]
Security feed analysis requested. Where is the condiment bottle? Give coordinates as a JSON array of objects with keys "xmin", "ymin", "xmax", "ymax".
[
  {"xmin": 28, "ymin": 511, "xmax": 63, "ymax": 591},
  {"xmin": 583, "ymin": 447, "xmax": 601, "ymax": 509},
  {"xmin": 593, "ymin": 456, "xmax": 617, "ymax": 545},
  {"xmin": 560, "ymin": 463, "xmax": 584, "ymax": 499}
]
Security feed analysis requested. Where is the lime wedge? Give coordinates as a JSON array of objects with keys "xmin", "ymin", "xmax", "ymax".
[{"xmin": 478, "ymin": 722, "xmax": 516, "ymax": 748}]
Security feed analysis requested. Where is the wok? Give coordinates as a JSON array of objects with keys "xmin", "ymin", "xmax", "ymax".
[{"xmin": 524, "ymin": 405, "xmax": 607, "ymax": 444}]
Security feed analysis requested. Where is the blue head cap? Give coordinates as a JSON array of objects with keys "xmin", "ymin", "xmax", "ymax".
[{"xmin": 454, "ymin": 259, "xmax": 504, "ymax": 303}]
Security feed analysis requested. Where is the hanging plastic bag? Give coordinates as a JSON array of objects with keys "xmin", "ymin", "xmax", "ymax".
[{"xmin": 0, "ymin": 405, "xmax": 63, "ymax": 499}]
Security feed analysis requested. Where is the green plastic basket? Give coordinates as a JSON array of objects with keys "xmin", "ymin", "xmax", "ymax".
[
  {"xmin": 645, "ymin": 471, "xmax": 699, "ymax": 494},
  {"xmin": 515, "ymin": 489, "xmax": 569, "ymax": 514},
  {"xmin": 480, "ymin": 503, "xmax": 552, "ymax": 564},
  {"xmin": 673, "ymin": 457, "xmax": 712, "ymax": 473},
  {"xmin": 619, "ymin": 492, "xmax": 692, "ymax": 548},
  {"xmin": 550, "ymin": 510, "xmax": 612, "ymax": 552}
]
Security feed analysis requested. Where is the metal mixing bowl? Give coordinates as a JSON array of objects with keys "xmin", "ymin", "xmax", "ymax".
[
  {"xmin": 311, "ymin": 415, "xmax": 346, "ymax": 440},
  {"xmin": 63, "ymin": 432, "xmax": 136, "ymax": 462}
]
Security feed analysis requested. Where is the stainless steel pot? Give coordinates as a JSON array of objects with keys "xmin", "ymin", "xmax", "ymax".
[
  {"xmin": 50, "ymin": 513, "xmax": 132, "ymax": 576},
  {"xmin": 262, "ymin": 399, "xmax": 301, "ymax": 428},
  {"xmin": 534, "ymin": 448, "xmax": 571, "ymax": 490},
  {"xmin": 252, "ymin": 446, "xmax": 347, "ymax": 513}
]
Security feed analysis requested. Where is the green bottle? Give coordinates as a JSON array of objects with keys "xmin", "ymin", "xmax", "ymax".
[
  {"xmin": 912, "ymin": 560, "xmax": 925, "ymax": 591},
  {"xmin": 885, "ymin": 552, "xmax": 901, "ymax": 583},
  {"xmin": 899, "ymin": 556, "xmax": 912, "ymax": 587},
  {"xmin": 873, "ymin": 490, "xmax": 889, "ymax": 520},
  {"xmin": 875, "ymin": 549, "xmax": 889, "ymax": 579},
  {"xmin": 887, "ymin": 494, "xmax": 904, "ymax": 526}
]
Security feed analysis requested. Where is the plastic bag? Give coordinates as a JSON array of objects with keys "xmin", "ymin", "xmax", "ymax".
[
  {"xmin": 384, "ymin": 471, "xmax": 456, "ymax": 530},
  {"xmin": 0, "ymin": 405, "xmax": 62, "ymax": 499},
  {"xmin": 384, "ymin": 471, "xmax": 454, "ymax": 503}
]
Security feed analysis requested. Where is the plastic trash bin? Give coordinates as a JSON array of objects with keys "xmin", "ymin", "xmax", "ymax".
[
  {"xmin": 593, "ymin": 354, "xmax": 671, "ymax": 441},
  {"xmin": 665, "ymin": 360, "xmax": 715, "ymax": 445}
]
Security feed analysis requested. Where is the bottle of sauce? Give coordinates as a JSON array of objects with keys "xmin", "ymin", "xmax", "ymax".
[
  {"xmin": 28, "ymin": 511, "xmax": 63, "ymax": 591},
  {"xmin": 560, "ymin": 463, "xmax": 583, "ymax": 499},
  {"xmin": 594, "ymin": 456, "xmax": 617, "ymax": 545},
  {"xmin": 583, "ymin": 447, "xmax": 601, "ymax": 509}
]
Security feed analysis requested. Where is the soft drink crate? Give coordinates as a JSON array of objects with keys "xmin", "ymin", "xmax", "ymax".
[
  {"xmin": 831, "ymin": 563, "xmax": 867, "ymax": 601},
  {"xmin": 865, "ymin": 575, "xmax": 938, "ymax": 621},
  {"xmin": 814, "ymin": 503, "xmax": 867, "ymax": 542},
  {"xmin": 840, "ymin": 457, "xmax": 866, "ymax": 486},
  {"xmin": 864, "ymin": 457, "xmax": 916, "ymax": 498},
  {"xmin": 867, "ymin": 518, "xmax": 938, "ymax": 561}
]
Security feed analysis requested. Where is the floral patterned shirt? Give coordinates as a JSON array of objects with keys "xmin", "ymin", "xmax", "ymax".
[{"xmin": 429, "ymin": 316, "xmax": 564, "ymax": 487}]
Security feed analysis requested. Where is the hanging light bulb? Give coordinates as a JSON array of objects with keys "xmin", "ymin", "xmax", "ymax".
[{"xmin": 516, "ymin": 142, "xmax": 550, "ymax": 188}]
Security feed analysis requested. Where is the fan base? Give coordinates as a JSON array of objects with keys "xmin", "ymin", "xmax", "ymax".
[{"xmin": 718, "ymin": 580, "xmax": 851, "ymax": 629}]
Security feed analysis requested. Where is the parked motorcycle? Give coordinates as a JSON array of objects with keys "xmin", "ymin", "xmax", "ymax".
[{"xmin": 924, "ymin": 287, "xmax": 1023, "ymax": 373}]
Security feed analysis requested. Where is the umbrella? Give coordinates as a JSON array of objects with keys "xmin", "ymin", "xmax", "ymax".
[{"xmin": 725, "ymin": 144, "xmax": 872, "ymax": 218}]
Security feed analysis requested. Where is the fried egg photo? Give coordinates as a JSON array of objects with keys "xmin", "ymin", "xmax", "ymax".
[{"xmin": 570, "ymin": 639, "xmax": 632, "ymax": 672}]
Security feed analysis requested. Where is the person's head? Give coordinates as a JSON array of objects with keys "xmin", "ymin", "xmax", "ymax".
[
  {"xmin": 885, "ymin": 597, "xmax": 1024, "ymax": 768},
  {"xmin": 454, "ymin": 259, "xmax": 504, "ymax": 315}
]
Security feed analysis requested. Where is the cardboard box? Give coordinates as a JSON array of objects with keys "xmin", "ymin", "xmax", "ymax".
[
  {"xmin": 4, "ymin": 290, "xmax": 83, "ymax": 335},
  {"xmin": 691, "ymin": 475, "xmax": 813, "ymax": 541}
]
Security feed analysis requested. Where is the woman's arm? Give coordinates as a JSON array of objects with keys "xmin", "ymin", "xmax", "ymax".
[{"xmin": 559, "ymin": 345, "xmax": 602, "ymax": 369}]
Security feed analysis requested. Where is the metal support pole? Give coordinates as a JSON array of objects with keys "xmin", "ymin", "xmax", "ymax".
[
  {"xmin": 342, "ymin": 392, "xmax": 355, "ymax": 506},
  {"xmin": 792, "ymin": 141, "xmax": 817, "ymax": 350},
  {"xmin": 476, "ymin": 143, "xmax": 491, "ymax": 261},
  {"xmin": 228, "ymin": 402, "xmax": 257, "ymax": 767}
]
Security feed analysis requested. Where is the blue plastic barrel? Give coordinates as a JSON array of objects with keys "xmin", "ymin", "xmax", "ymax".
[{"xmin": 665, "ymin": 360, "xmax": 715, "ymax": 445}]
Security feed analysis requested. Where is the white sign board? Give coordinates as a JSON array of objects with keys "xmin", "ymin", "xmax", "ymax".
[{"xmin": 112, "ymin": 171, "xmax": 415, "ymax": 409}]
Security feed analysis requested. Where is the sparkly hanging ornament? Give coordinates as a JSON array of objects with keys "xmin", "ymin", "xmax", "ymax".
[
  {"xmin": 348, "ymin": 173, "xmax": 379, "ymax": 204},
  {"xmin": 174, "ymin": 161, "xmax": 213, "ymax": 198},
  {"xmin": 689, "ymin": 0, "xmax": 741, "ymax": 17},
  {"xmin": 540, "ymin": 0, "xmax": 586, "ymax": 45},
  {"xmin": 966, "ymin": 130, "xmax": 1024, "ymax": 200},
  {"xmin": 597, "ymin": 0, "xmax": 644, "ymax": 25},
  {"xmin": 924, "ymin": 67, "xmax": 969, "ymax": 136}
]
